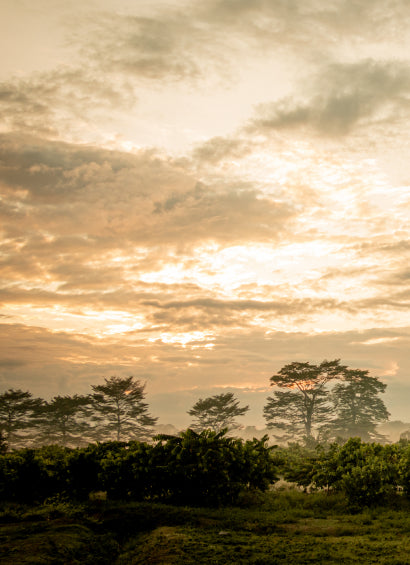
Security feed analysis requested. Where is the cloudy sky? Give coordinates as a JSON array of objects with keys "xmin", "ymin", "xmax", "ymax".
[{"xmin": 1, "ymin": 0, "xmax": 410, "ymax": 427}]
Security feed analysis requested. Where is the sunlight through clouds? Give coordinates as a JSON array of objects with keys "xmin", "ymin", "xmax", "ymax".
[{"xmin": 1, "ymin": 0, "xmax": 410, "ymax": 423}]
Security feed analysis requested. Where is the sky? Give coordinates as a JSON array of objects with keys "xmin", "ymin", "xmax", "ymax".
[{"xmin": 1, "ymin": 0, "xmax": 410, "ymax": 428}]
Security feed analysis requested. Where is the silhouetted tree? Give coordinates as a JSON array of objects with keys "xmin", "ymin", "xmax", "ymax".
[
  {"xmin": 325, "ymin": 369, "xmax": 389, "ymax": 441},
  {"xmin": 0, "ymin": 430, "xmax": 7, "ymax": 454},
  {"xmin": 263, "ymin": 360, "xmax": 346, "ymax": 441},
  {"xmin": 0, "ymin": 389, "xmax": 44, "ymax": 448},
  {"xmin": 91, "ymin": 376, "xmax": 157, "ymax": 441},
  {"xmin": 188, "ymin": 392, "xmax": 249, "ymax": 432},
  {"xmin": 38, "ymin": 395, "xmax": 93, "ymax": 447}
]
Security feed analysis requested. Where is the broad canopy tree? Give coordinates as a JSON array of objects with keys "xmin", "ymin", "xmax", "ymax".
[
  {"xmin": 188, "ymin": 392, "xmax": 249, "ymax": 433},
  {"xmin": 264, "ymin": 360, "xmax": 389, "ymax": 443},
  {"xmin": 328, "ymin": 369, "xmax": 390, "ymax": 441},
  {"xmin": 264, "ymin": 360, "xmax": 346, "ymax": 441},
  {"xmin": 91, "ymin": 376, "xmax": 157, "ymax": 441}
]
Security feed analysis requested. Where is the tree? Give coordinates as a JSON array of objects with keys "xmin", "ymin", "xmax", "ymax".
[
  {"xmin": 326, "ymin": 369, "xmax": 389, "ymax": 441},
  {"xmin": 263, "ymin": 360, "xmax": 346, "ymax": 441},
  {"xmin": 188, "ymin": 392, "xmax": 249, "ymax": 433},
  {"xmin": 37, "ymin": 395, "xmax": 93, "ymax": 447},
  {"xmin": 91, "ymin": 376, "xmax": 157, "ymax": 441},
  {"xmin": 0, "ymin": 389, "xmax": 44, "ymax": 449},
  {"xmin": 0, "ymin": 430, "xmax": 7, "ymax": 454}
]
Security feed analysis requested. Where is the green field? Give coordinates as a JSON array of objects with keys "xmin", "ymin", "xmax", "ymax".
[{"xmin": 1, "ymin": 490, "xmax": 409, "ymax": 564}]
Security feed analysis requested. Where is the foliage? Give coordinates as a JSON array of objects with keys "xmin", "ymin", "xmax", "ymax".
[
  {"xmin": 326, "ymin": 369, "xmax": 389, "ymax": 441},
  {"xmin": 398, "ymin": 444, "xmax": 410, "ymax": 497},
  {"xmin": 188, "ymin": 392, "xmax": 249, "ymax": 432},
  {"xmin": 0, "ymin": 431, "xmax": 7, "ymax": 454},
  {"xmin": 264, "ymin": 360, "xmax": 390, "ymax": 445},
  {"xmin": 91, "ymin": 376, "xmax": 157, "ymax": 441},
  {"xmin": 264, "ymin": 359, "xmax": 346, "ymax": 440},
  {"xmin": 98, "ymin": 440, "xmax": 156, "ymax": 501},
  {"xmin": 0, "ymin": 430, "xmax": 278, "ymax": 506},
  {"xmin": 0, "ymin": 389, "xmax": 44, "ymax": 449},
  {"xmin": 311, "ymin": 438, "xmax": 401, "ymax": 506},
  {"xmin": 152, "ymin": 429, "xmax": 278, "ymax": 505},
  {"xmin": 276, "ymin": 442, "xmax": 320, "ymax": 489},
  {"xmin": 37, "ymin": 394, "xmax": 93, "ymax": 447},
  {"xmin": 0, "ymin": 445, "xmax": 70, "ymax": 503}
]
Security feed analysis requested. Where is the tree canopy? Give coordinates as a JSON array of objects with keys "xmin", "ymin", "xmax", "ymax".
[
  {"xmin": 264, "ymin": 360, "xmax": 347, "ymax": 441},
  {"xmin": 38, "ymin": 395, "xmax": 92, "ymax": 447},
  {"xmin": 0, "ymin": 389, "xmax": 44, "ymax": 449},
  {"xmin": 326, "ymin": 369, "xmax": 389, "ymax": 441},
  {"xmin": 91, "ymin": 376, "xmax": 157, "ymax": 441},
  {"xmin": 188, "ymin": 392, "xmax": 249, "ymax": 433},
  {"xmin": 264, "ymin": 360, "xmax": 390, "ymax": 443}
]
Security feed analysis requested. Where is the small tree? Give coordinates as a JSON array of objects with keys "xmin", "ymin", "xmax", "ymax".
[
  {"xmin": 0, "ymin": 389, "xmax": 44, "ymax": 449},
  {"xmin": 188, "ymin": 392, "xmax": 249, "ymax": 433},
  {"xmin": 91, "ymin": 376, "xmax": 157, "ymax": 441},
  {"xmin": 38, "ymin": 395, "xmax": 93, "ymax": 447},
  {"xmin": 263, "ymin": 360, "xmax": 346, "ymax": 441},
  {"xmin": 326, "ymin": 369, "xmax": 389, "ymax": 441}
]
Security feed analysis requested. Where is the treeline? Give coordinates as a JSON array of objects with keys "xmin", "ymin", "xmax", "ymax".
[
  {"xmin": 0, "ymin": 377, "xmax": 157, "ymax": 450},
  {"xmin": 0, "ymin": 359, "xmax": 393, "ymax": 450},
  {"xmin": 1, "ymin": 432, "xmax": 410, "ymax": 508}
]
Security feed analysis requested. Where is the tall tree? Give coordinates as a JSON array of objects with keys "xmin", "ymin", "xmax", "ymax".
[
  {"xmin": 263, "ymin": 360, "xmax": 346, "ymax": 441},
  {"xmin": 0, "ymin": 389, "xmax": 44, "ymax": 448},
  {"xmin": 188, "ymin": 392, "xmax": 249, "ymax": 433},
  {"xmin": 326, "ymin": 369, "xmax": 389, "ymax": 441},
  {"xmin": 91, "ymin": 376, "xmax": 157, "ymax": 441},
  {"xmin": 0, "ymin": 430, "xmax": 7, "ymax": 454},
  {"xmin": 38, "ymin": 395, "xmax": 93, "ymax": 447}
]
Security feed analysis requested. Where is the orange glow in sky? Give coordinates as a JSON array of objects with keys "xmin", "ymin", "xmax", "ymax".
[{"xmin": 1, "ymin": 0, "xmax": 410, "ymax": 425}]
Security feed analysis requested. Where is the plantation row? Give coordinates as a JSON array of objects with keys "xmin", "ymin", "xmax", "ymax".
[
  {"xmin": 1, "ymin": 430, "xmax": 410, "ymax": 508},
  {"xmin": 0, "ymin": 430, "xmax": 276, "ymax": 506}
]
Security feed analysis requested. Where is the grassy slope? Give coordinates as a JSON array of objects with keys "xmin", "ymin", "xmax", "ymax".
[{"xmin": 1, "ymin": 491, "xmax": 410, "ymax": 564}]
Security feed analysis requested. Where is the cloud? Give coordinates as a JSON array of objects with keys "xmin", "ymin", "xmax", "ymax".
[
  {"xmin": 251, "ymin": 59, "xmax": 410, "ymax": 136},
  {"xmin": 205, "ymin": 0, "xmax": 410, "ymax": 46},
  {"xmin": 376, "ymin": 267, "xmax": 410, "ymax": 286},
  {"xmin": 0, "ymin": 133, "xmax": 295, "ymax": 249},
  {"xmin": 1, "ymin": 130, "xmax": 409, "ymax": 339},
  {"xmin": 1, "ymin": 323, "xmax": 409, "ymax": 422},
  {"xmin": 191, "ymin": 136, "xmax": 252, "ymax": 165},
  {"xmin": 69, "ymin": 1, "xmax": 410, "ymax": 91},
  {"xmin": 0, "ymin": 67, "xmax": 136, "ymax": 138},
  {"xmin": 1, "ymin": 0, "xmax": 410, "ymax": 427}
]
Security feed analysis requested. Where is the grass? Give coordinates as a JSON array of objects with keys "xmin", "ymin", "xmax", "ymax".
[{"xmin": 1, "ymin": 490, "xmax": 410, "ymax": 564}]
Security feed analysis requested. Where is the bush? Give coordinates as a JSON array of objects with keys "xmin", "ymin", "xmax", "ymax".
[
  {"xmin": 311, "ymin": 438, "xmax": 401, "ymax": 506},
  {"xmin": 99, "ymin": 441, "xmax": 155, "ymax": 500},
  {"xmin": 0, "ymin": 446, "xmax": 70, "ymax": 503},
  {"xmin": 152, "ymin": 429, "xmax": 278, "ymax": 506},
  {"xmin": 0, "ymin": 432, "xmax": 278, "ymax": 506},
  {"xmin": 399, "ymin": 444, "xmax": 410, "ymax": 497}
]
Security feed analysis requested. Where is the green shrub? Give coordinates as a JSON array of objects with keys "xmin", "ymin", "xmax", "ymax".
[
  {"xmin": 152, "ymin": 429, "xmax": 278, "ymax": 506},
  {"xmin": 399, "ymin": 444, "xmax": 410, "ymax": 497},
  {"xmin": 311, "ymin": 438, "xmax": 401, "ymax": 506},
  {"xmin": 0, "ymin": 446, "xmax": 70, "ymax": 503}
]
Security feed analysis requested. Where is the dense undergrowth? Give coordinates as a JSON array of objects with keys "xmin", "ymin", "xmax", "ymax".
[
  {"xmin": 0, "ymin": 429, "xmax": 278, "ymax": 507},
  {"xmin": 2, "ymin": 431, "xmax": 410, "ymax": 507},
  {"xmin": 1, "ymin": 432, "xmax": 410, "ymax": 563}
]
